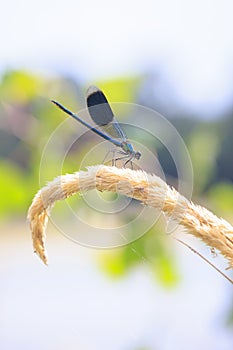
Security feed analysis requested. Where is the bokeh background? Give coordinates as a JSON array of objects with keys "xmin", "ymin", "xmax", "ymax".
[{"xmin": 1, "ymin": 1, "xmax": 233, "ymax": 349}]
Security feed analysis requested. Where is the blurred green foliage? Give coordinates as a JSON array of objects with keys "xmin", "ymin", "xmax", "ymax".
[
  {"xmin": 0, "ymin": 70, "xmax": 43, "ymax": 103},
  {"xmin": 98, "ymin": 223, "xmax": 180, "ymax": 287},
  {"xmin": 1, "ymin": 69, "xmax": 233, "ymax": 287}
]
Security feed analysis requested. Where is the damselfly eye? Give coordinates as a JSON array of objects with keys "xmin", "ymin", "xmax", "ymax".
[{"xmin": 135, "ymin": 152, "xmax": 141, "ymax": 160}]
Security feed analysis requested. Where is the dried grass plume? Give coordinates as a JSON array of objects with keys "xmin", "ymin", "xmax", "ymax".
[{"xmin": 27, "ymin": 165, "xmax": 233, "ymax": 270}]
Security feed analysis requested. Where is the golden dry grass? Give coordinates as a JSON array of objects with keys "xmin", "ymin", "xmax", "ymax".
[{"xmin": 27, "ymin": 165, "xmax": 233, "ymax": 271}]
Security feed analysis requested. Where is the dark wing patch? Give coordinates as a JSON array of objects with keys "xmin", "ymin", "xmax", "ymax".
[
  {"xmin": 87, "ymin": 87, "xmax": 114, "ymax": 126},
  {"xmin": 86, "ymin": 86, "xmax": 127, "ymax": 141}
]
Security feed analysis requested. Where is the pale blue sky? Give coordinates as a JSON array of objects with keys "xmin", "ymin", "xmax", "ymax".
[{"xmin": 1, "ymin": 0, "xmax": 233, "ymax": 115}]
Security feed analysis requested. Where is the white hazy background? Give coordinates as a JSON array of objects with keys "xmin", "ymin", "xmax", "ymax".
[
  {"xmin": 0, "ymin": 1, "xmax": 233, "ymax": 350},
  {"xmin": 1, "ymin": 0, "xmax": 233, "ymax": 116}
]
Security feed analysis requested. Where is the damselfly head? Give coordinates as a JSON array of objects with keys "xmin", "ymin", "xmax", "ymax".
[{"xmin": 135, "ymin": 151, "xmax": 141, "ymax": 160}]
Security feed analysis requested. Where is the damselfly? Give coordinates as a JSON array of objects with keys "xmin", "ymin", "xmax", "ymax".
[{"xmin": 51, "ymin": 86, "xmax": 141, "ymax": 167}]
